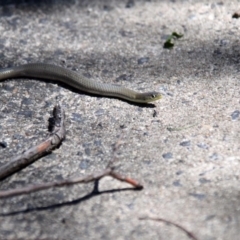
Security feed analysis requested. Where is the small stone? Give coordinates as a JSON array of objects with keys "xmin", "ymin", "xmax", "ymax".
[
  {"xmin": 209, "ymin": 153, "xmax": 218, "ymax": 160},
  {"xmin": 219, "ymin": 39, "xmax": 229, "ymax": 46},
  {"xmin": 79, "ymin": 159, "xmax": 90, "ymax": 170},
  {"xmin": 199, "ymin": 178, "xmax": 211, "ymax": 184},
  {"xmin": 189, "ymin": 193, "xmax": 206, "ymax": 200},
  {"xmin": 55, "ymin": 174, "xmax": 64, "ymax": 181},
  {"xmin": 71, "ymin": 113, "xmax": 83, "ymax": 122},
  {"xmin": 205, "ymin": 215, "xmax": 216, "ymax": 221},
  {"xmin": 119, "ymin": 29, "xmax": 133, "ymax": 37},
  {"xmin": 180, "ymin": 140, "xmax": 191, "ymax": 147},
  {"xmin": 137, "ymin": 57, "xmax": 149, "ymax": 65},
  {"xmin": 95, "ymin": 109, "xmax": 105, "ymax": 116},
  {"xmin": 176, "ymin": 170, "xmax": 183, "ymax": 175},
  {"xmin": 197, "ymin": 143, "xmax": 209, "ymax": 149},
  {"xmin": 231, "ymin": 110, "xmax": 240, "ymax": 120},
  {"xmin": 77, "ymin": 151, "xmax": 83, "ymax": 156},
  {"xmin": 173, "ymin": 180, "xmax": 182, "ymax": 187},
  {"xmin": 94, "ymin": 140, "xmax": 101, "ymax": 146},
  {"xmin": 85, "ymin": 148, "xmax": 91, "ymax": 156},
  {"xmin": 162, "ymin": 152, "xmax": 173, "ymax": 159}
]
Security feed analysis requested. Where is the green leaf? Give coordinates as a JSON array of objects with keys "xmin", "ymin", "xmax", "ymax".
[
  {"xmin": 163, "ymin": 39, "xmax": 174, "ymax": 49},
  {"xmin": 163, "ymin": 32, "xmax": 183, "ymax": 49},
  {"xmin": 172, "ymin": 32, "xmax": 183, "ymax": 39}
]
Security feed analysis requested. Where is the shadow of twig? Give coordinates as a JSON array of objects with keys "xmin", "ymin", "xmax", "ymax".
[{"xmin": 0, "ymin": 181, "xmax": 140, "ymax": 217}]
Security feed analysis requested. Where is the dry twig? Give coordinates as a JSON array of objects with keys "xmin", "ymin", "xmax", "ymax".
[
  {"xmin": 0, "ymin": 104, "xmax": 143, "ymax": 198},
  {"xmin": 0, "ymin": 167, "xmax": 143, "ymax": 198},
  {"xmin": 0, "ymin": 105, "xmax": 65, "ymax": 180},
  {"xmin": 139, "ymin": 216, "xmax": 199, "ymax": 240}
]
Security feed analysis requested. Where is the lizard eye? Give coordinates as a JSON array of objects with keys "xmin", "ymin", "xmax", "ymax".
[{"xmin": 151, "ymin": 94, "xmax": 156, "ymax": 98}]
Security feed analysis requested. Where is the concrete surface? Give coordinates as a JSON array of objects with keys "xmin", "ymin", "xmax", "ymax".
[{"xmin": 0, "ymin": 0, "xmax": 240, "ymax": 239}]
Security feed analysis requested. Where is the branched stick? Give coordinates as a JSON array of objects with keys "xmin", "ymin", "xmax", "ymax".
[
  {"xmin": 0, "ymin": 167, "xmax": 143, "ymax": 198},
  {"xmin": 139, "ymin": 217, "xmax": 199, "ymax": 240},
  {"xmin": 0, "ymin": 104, "xmax": 143, "ymax": 199},
  {"xmin": 0, "ymin": 105, "xmax": 65, "ymax": 180}
]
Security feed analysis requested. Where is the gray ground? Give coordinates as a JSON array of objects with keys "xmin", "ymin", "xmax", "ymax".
[{"xmin": 0, "ymin": 0, "xmax": 240, "ymax": 239}]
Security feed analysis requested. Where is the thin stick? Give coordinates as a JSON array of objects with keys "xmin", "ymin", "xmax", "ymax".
[
  {"xmin": 0, "ymin": 167, "xmax": 143, "ymax": 198},
  {"xmin": 0, "ymin": 105, "xmax": 65, "ymax": 180},
  {"xmin": 139, "ymin": 217, "xmax": 199, "ymax": 240},
  {"xmin": 107, "ymin": 135, "xmax": 124, "ymax": 168}
]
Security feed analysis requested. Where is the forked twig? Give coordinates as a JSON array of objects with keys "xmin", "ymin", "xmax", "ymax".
[
  {"xmin": 0, "ymin": 105, "xmax": 66, "ymax": 181},
  {"xmin": 139, "ymin": 217, "xmax": 199, "ymax": 240},
  {"xmin": 0, "ymin": 104, "xmax": 143, "ymax": 198},
  {"xmin": 0, "ymin": 167, "xmax": 143, "ymax": 198}
]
